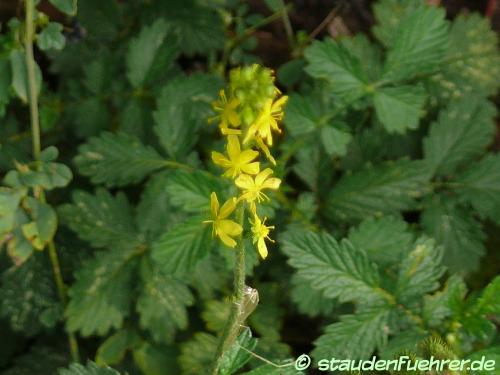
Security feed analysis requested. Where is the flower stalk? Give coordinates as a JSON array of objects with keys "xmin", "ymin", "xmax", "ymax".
[{"xmin": 205, "ymin": 65, "xmax": 287, "ymax": 373}]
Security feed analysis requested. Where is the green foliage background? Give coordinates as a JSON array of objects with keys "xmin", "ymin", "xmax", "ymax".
[{"xmin": 0, "ymin": 0, "xmax": 499, "ymax": 374}]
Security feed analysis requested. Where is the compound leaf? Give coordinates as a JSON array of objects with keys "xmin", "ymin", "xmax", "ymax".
[
  {"xmin": 454, "ymin": 154, "xmax": 500, "ymax": 224},
  {"xmin": 348, "ymin": 215, "xmax": 414, "ymax": 265},
  {"xmin": 59, "ymin": 189, "xmax": 140, "ymax": 249},
  {"xmin": 151, "ymin": 216, "xmax": 213, "ymax": 276},
  {"xmin": 424, "ymin": 97, "xmax": 496, "ymax": 176},
  {"xmin": 126, "ymin": 19, "xmax": 169, "ymax": 88},
  {"xmin": 396, "ymin": 237, "xmax": 446, "ymax": 303},
  {"xmin": 373, "ymin": 85, "xmax": 426, "ymax": 133},
  {"xmin": 382, "ymin": 6, "xmax": 449, "ymax": 82},
  {"xmin": 66, "ymin": 247, "xmax": 138, "ymax": 336},
  {"xmin": 74, "ymin": 132, "xmax": 167, "ymax": 187},
  {"xmin": 136, "ymin": 258, "xmax": 194, "ymax": 343},
  {"xmin": 280, "ymin": 229, "xmax": 385, "ymax": 304},
  {"xmin": 313, "ymin": 308, "xmax": 391, "ymax": 360},
  {"xmin": 325, "ymin": 159, "xmax": 431, "ymax": 222},
  {"xmin": 305, "ymin": 38, "xmax": 369, "ymax": 102},
  {"xmin": 421, "ymin": 197, "xmax": 486, "ymax": 274}
]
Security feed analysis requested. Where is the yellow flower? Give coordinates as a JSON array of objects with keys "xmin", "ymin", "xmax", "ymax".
[
  {"xmin": 235, "ymin": 168, "xmax": 281, "ymax": 205},
  {"xmin": 212, "ymin": 135, "xmax": 260, "ymax": 178},
  {"xmin": 243, "ymin": 96, "xmax": 288, "ymax": 146},
  {"xmin": 209, "ymin": 90, "xmax": 241, "ymax": 134},
  {"xmin": 250, "ymin": 214, "xmax": 274, "ymax": 259},
  {"xmin": 203, "ymin": 192, "xmax": 242, "ymax": 248}
]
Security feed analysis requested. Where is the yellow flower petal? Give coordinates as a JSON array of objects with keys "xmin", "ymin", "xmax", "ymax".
[
  {"xmin": 235, "ymin": 174, "xmax": 254, "ymax": 190},
  {"xmin": 226, "ymin": 135, "xmax": 241, "ymax": 160},
  {"xmin": 257, "ymin": 238, "xmax": 268, "ymax": 259},
  {"xmin": 219, "ymin": 197, "xmax": 237, "ymax": 219},
  {"xmin": 241, "ymin": 162, "xmax": 260, "ymax": 175},
  {"xmin": 212, "ymin": 151, "xmax": 231, "ymax": 168},
  {"xmin": 219, "ymin": 232, "xmax": 237, "ymax": 248},
  {"xmin": 255, "ymin": 168, "xmax": 274, "ymax": 186},
  {"xmin": 210, "ymin": 192, "xmax": 219, "ymax": 217},
  {"xmin": 218, "ymin": 219, "xmax": 243, "ymax": 236},
  {"xmin": 262, "ymin": 177, "xmax": 281, "ymax": 190},
  {"xmin": 228, "ymin": 109, "xmax": 241, "ymax": 127},
  {"xmin": 238, "ymin": 149, "xmax": 259, "ymax": 164},
  {"xmin": 220, "ymin": 126, "xmax": 242, "ymax": 135}
]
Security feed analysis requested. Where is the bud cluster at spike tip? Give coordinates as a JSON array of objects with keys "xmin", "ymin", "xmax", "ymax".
[{"xmin": 204, "ymin": 64, "xmax": 287, "ymax": 259}]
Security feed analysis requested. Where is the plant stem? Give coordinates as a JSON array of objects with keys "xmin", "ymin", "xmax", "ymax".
[
  {"xmin": 24, "ymin": 0, "xmax": 79, "ymax": 362},
  {"xmin": 210, "ymin": 205, "xmax": 246, "ymax": 375},
  {"xmin": 279, "ymin": 0, "xmax": 295, "ymax": 49}
]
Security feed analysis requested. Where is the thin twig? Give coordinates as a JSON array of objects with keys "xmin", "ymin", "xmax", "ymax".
[{"xmin": 309, "ymin": 4, "xmax": 342, "ymax": 40}]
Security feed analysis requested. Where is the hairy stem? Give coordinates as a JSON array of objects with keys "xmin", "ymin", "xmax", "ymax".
[
  {"xmin": 210, "ymin": 205, "xmax": 246, "ymax": 375},
  {"xmin": 24, "ymin": 0, "xmax": 79, "ymax": 362}
]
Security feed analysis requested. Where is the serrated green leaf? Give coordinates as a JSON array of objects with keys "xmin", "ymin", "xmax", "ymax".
[
  {"xmin": 373, "ymin": 85, "xmax": 426, "ymax": 133},
  {"xmin": 154, "ymin": 1, "xmax": 224, "ymax": 55},
  {"xmin": 280, "ymin": 229, "xmax": 385, "ymax": 304},
  {"xmin": 422, "ymin": 275, "xmax": 466, "ymax": 327},
  {"xmin": 372, "ymin": 0, "xmax": 422, "ymax": 47},
  {"xmin": 219, "ymin": 327, "xmax": 257, "ymax": 375},
  {"xmin": 348, "ymin": 215, "xmax": 414, "ymax": 264},
  {"xmin": 305, "ymin": 38, "xmax": 369, "ymax": 102},
  {"xmin": 421, "ymin": 197, "xmax": 485, "ymax": 274},
  {"xmin": 135, "ymin": 172, "xmax": 185, "ymax": 241},
  {"xmin": 126, "ymin": 19, "xmax": 169, "ymax": 88},
  {"xmin": 21, "ymin": 198, "xmax": 57, "ymax": 251},
  {"xmin": 424, "ymin": 97, "xmax": 496, "ymax": 176},
  {"xmin": 136, "ymin": 258, "xmax": 194, "ymax": 343},
  {"xmin": 379, "ymin": 329, "xmax": 425, "ymax": 360},
  {"xmin": 74, "ymin": 132, "xmax": 167, "ymax": 187},
  {"xmin": 151, "ymin": 216, "xmax": 213, "ymax": 276},
  {"xmin": 59, "ymin": 361, "xmax": 120, "ymax": 375},
  {"xmin": 49, "ymin": 0, "xmax": 77, "ymax": 16},
  {"xmin": 66, "ymin": 247, "xmax": 138, "ymax": 336},
  {"xmin": 37, "ymin": 22, "xmax": 65, "ymax": 51},
  {"xmin": 0, "ymin": 254, "xmax": 59, "ymax": 335},
  {"xmin": 165, "ymin": 169, "xmax": 224, "ymax": 213},
  {"xmin": 290, "ymin": 274, "xmax": 335, "ymax": 317},
  {"xmin": 320, "ymin": 126, "xmax": 352, "ymax": 157},
  {"xmin": 2, "ymin": 346, "xmax": 67, "ymax": 375},
  {"xmin": 325, "ymin": 159, "xmax": 431, "ymax": 222},
  {"xmin": 202, "ymin": 299, "xmax": 230, "ymax": 334},
  {"xmin": 96, "ymin": 330, "xmax": 140, "ymax": 366},
  {"xmin": 72, "ymin": 97, "xmax": 110, "ymax": 138},
  {"xmin": 179, "ymin": 332, "xmax": 217, "ymax": 375},
  {"xmin": 59, "ymin": 189, "xmax": 140, "ymax": 249},
  {"xmin": 382, "ymin": 6, "xmax": 449, "ymax": 82},
  {"xmin": 474, "ymin": 276, "xmax": 500, "ymax": 315},
  {"xmin": 153, "ymin": 74, "xmax": 221, "ymax": 158},
  {"xmin": 283, "ymin": 93, "xmax": 320, "ymax": 137},
  {"xmin": 396, "ymin": 237, "xmax": 445, "ymax": 303},
  {"xmin": 9, "ymin": 49, "xmax": 42, "ymax": 103},
  {"xmin": 428, "ymin": 13, "xmax": 500, "ymax": 101},
  {"xmin": 132, "ymin": 343, "xmax": 179, "ymax": 375},
  {"xmin": 340, "ymin": 34, "xmax": 383, "ymax": 82},
  {"xmin": 454, "ymin": 154, "xmax": 500, "ymax": 224},
  {"xmin": 313, "ymin": 308, "xmax": 391, "ymax": 360}
]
